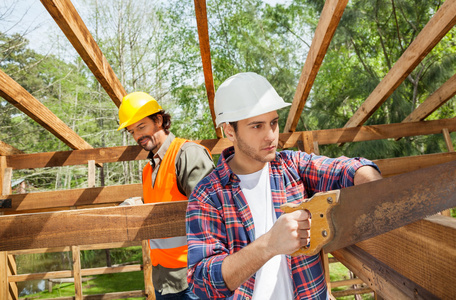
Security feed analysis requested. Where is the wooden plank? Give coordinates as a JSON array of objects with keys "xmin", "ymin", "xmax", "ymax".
[
  {"xmin": 0, "ymin": 184, "xmax": 142, "ymax": 213},
  {"xmin": 194, "ymin": 0, "xmax": 223, "ymax": 138},
  {"xmin": 84, "ymin": 291, "xmax": 145, "ymax": 300},
  {"xmin": 9, "ymin": 264, "xmax": 142, "ymax": 282},
  {"xmin": 40, "ymin": 0, "xmax": 126, "ymax": 107},
  {"xmin": 442, "ymin": 128, "xmax": 455, "ymax": 152},
  {"xmin": 331, "ymin": 287, "xmax": 373, "ymax": 298},
  {"xmin": 330, "ymin": 278, "xmax": 364, "ymax": 288},
  {"xmin": 87, "ymin": 160, "xmax": 96, "ymax": 188},
  {"xmin": 343, "ymin": 0, "xmax": 456, "ymax": 128},
  {"xmin": 7, "ymin": 145, "xmax": 148, "ymax": 170},
  {"xmin": 71, "ymin": 245, "xmax": 82, "ymax": 300},
  {"xmin": 0, "ymin": 201, "xmax": 188, "ymax": 251},
  {"xmin": 284, "ymin": 0, "xmax": 348, "ymax": 133},
  {"xmin": 6, "ymin": 118, "xmax": 456, "ymax": 170},
  {"xmin": 355, "ymin": 215, "xmax": 456, "ymax": 299},
  {"xmin": 403, "ymin": 73, "xmax": 456, "ymax": 122},
  {"xmin": 7, "ymin": 255, "xmax": 17, "ymax": 300},
  {"xmin": 0, "ymin": 141, "xmax": 23, "ymax": 156},
  {"xmin": 0, "ymin": 252, "xmax": 7, "ymax": 300},
  {"xmin": 9, "ymin": 241, "xmax": 141, "ymax": 256},
  {"xmin": 142, "ymin": 240, "xmax": 155, "ymax": 300},
  {"xmin": 332, "ymin": 245, "xmax": 438, "ymax": 300},
  {"xmin": 1, "ymin": 152, "xmax": 454, "ymax": 213},
  {"xmin": 373, "ymin": 151, "xmax": 456, "ymax": 177},
  {"xmin": 0, "ymin": 69, "xmax": 93, "ymax": 150},
  {"xmin": 2, "ymin": 168, "xmax": 12, "ymax": 196},
  {"xmin": 281, "ymin": 118, "xmax": 456, "ymax": 149}
]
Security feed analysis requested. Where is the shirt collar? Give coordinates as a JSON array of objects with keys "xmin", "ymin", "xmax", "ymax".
[{"xmin": 216, "ymin": 146, "xmax": 282, "ymax": 186}]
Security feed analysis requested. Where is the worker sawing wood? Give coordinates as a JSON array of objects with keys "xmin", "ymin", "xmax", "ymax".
[
  {"xmin": 0, "ymin": 160, "xmax": 454, "ymax": 252},
  {"xmin": 281, "ymin": 159, "xmax": 456, "ymax": 256}
]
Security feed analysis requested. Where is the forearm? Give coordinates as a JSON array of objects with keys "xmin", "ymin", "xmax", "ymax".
[
  {"xmin": 354, "ymin": 166, "xmax": 382, "ymax": 185},
  {"xmin": 221, "ymin": 234, "xmax": 274, "ymax": 291}
]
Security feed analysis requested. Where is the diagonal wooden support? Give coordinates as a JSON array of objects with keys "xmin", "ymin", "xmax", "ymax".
[
  {"xmin": 194, "ymin": 0, "xmax": 223, "ymax": 138},
  {"xmin": 0, "ymin": 70, "xmax": 94, "ymax": 150},
  {"xmin": 41, "ymin": 0, "xmax": 126, "ymax": 107},
  {"xmin": 284, "ymin": 0, "xmax": 349, "ymax": 133},
  {"xmin": 343, "ymin": 0, "xmax": 456, "ymax": 129}
]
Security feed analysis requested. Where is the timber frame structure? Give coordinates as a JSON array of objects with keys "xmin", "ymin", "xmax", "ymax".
[{"xmin": 1, "ymin": 0, "xmax": 456, "ymax": 299}]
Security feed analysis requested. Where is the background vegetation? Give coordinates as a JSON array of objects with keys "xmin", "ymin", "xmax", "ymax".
[
  {"xmin": 1, "ymin": 0, "xmax": 455, "ymax": 298},
  {"xmin": 1, "ymin": 0, "xmax": 455, "ymax": 191}
]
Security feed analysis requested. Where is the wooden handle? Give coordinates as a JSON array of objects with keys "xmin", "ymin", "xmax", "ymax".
[{"xmin": 280, "ymin": 190, "xmax": 340, "ymax": 256}]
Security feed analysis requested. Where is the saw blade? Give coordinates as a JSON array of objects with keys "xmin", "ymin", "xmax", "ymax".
[{"xmin": 324, "ymin": 160, "xmax": 456, "ymax": 253}]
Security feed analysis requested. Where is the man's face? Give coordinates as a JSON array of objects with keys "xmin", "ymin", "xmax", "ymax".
[
  {"xmin": 126, "ymin": 116, "xmax": 162, "ymax": 152},
  {"xmin": 230, "ymin": 111, "xmax": 280, "ymax": 170}
]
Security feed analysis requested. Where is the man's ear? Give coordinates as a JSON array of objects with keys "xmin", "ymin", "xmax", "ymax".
[
  {"xmin": 222, "ymin": 123, "xmax": 236, "ymax": 142},
  {"xmin": 154, "ymin": 114, "xmax": 163, "ymax": 127}
]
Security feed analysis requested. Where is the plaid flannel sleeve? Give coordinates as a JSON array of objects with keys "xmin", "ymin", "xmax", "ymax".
[
  {"xmin": 298, "ymin": 153, "xmax": 380, "ymax": 192},
  {"xmin": 186, "ymin": 185, "xmax": 233, "ymax": 299}
]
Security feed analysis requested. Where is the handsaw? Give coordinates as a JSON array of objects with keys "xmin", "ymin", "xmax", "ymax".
[{"xmin": 280, "ymin": 160, "xmax": 456, "ymax": 256}]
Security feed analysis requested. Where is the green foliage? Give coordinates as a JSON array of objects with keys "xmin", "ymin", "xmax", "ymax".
[{"xmin": 1, "ymin": 0, "xmax": 455, "ymax": 191}]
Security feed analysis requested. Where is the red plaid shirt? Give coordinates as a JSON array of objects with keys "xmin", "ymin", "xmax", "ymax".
[{"xmin": 186, "ymin": 147, "xmax": 378, "ymax": 299}]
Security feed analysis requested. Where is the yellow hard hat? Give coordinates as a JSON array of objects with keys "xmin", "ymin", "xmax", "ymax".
[{"xmin": 117, "ymin": 92, "xmax": 162, "ymax": 131}]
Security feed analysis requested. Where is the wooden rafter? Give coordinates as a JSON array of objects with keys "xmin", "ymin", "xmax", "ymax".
[
  {"xmin": 194, "ymin": 0, "xmax": 223, "ymax": 138},
  {"xmin": 0, "ymin": 140, "xmax": 24, "ymax": 156},
  {"xmin": 5, "ymin": 118, "xmax": 456, "ymax": 170},
  {"xmin": 283, "ymin": 0, "xmax": 349, "ymax": 133},
  {"xmin": 336, "ymin": 215, "xmax": 456, "ymax": 299},
  {"xmin": 343, "ymin": 0, "xmax": 456, "ymax": 128},
  {"xmin": 0, "ymin": 69, "xmax": 93, "ymax": 150},
  {"xmin": 2, "ymin": 152, "xmax": 455, "ymax": 214},
  {"xmin": 402, "ymin": 73, "xmax": 456, "ymax": 122},
  {"xmin": 40, "ymin": 0, "xmax": 126, "ymax": 107}
]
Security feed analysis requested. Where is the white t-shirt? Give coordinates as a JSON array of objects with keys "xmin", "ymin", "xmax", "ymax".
[{"xmin": 238, "ymin": 163, "xmax": 294, "ymax": 300}]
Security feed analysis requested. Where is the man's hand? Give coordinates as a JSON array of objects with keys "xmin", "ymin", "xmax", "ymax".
[{"xmin": 263, "ymin": 210, "xmax": 311, "ymax": 256}]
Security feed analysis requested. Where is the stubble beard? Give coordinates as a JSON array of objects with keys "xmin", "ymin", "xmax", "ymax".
[
  {"xmin": 138, "ymin": 135, "xmax": 157, "ymax": 152},
  {"xmin": 236, "ymin": 134, "xmax": 276, "ymax": 164}
]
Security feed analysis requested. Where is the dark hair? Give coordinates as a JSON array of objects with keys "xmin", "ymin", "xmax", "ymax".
[
  {"xmin": 148, "ymin": 110, "xmax": 171, "ymax": 134},
  {"xmin": 229, "ymin": 121, "xmax": 238, "ymax": 133}
]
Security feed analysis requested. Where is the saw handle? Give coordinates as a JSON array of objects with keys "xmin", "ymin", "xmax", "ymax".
[{"xmin": 280, "ymin": 190, "xmax": 340, "ymax": 257}]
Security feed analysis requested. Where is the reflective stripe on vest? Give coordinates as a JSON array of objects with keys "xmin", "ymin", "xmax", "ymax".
[
  {"xmin": 149, "ymin": 236, "xmax": 187, "ymax": 249},
  {"xmin": 142, "ymin": 137, "xmax": 188, "ymax": 269}
]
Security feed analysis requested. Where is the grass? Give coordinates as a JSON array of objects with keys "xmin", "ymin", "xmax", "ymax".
[
  {"xmin": 20, "ymin": 271, "xmax": 146, "ymax": 300},
  {"xmin": 329, "ymin": 255, "xmax": 374, "ymax": 300}
]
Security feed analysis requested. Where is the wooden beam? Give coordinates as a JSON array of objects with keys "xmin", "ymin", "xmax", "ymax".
[
  {"xmin": 332, "ymin": 245, "xmax": 439, "ymax": 299},
  {"xmin": 9, "ymin": 264, "xmax": 142, "ymax": 282},
  {"xmin": 280, "ymin": 118, "xmax": 456, "ymax": 149},
  {"xmin": 0, "ymin": 69, "xmax": 93, "ymax": 150},
  {"xmin": 343, "ymin": 0, "xmax": 456, "ymax": 128},
  {"xmin": 0, "ymin": 201, "xmax": 188, "ymax": 251},
  {"xmin": 403, "ymin": 73, "xmax": 456, "ymax": 122},
  {"xmin": 354, "ymin": 215, "xmax": 456, "ymax": 299},
  {"xmin": 442, "ymin": 128, "xmax": 455, "ymax": 152},
  {"xmin": 0, "ymin": 183, "xmax": 142, "ymax": 214},
  {"xmin": 6, "ymin": 145, "xmax": 148, "ymax": 170},
  {"xmin": 0, "ymin": 140, "xmax": 23, "ymax": 156},
  {"xmin": 0, "ymin": 252, "xmax": 7, "ymax": 300},
  {"xmin": 40, "ymin": 0, "xmax": 126, "ymax": 107},
  {"xmin": 4, "ymin": 152, "xmax": 452, "ymax": 213},
  {"xmin": 373, "ymin": 151, "xmax": 456, "ymax": 177},
  {"xmin": 72, "ymin": 245, "xmax": 82, "ymax": 300},
  {"xmin": 284, "ymin": 0, "xmax": 348, "ymax": 133},
  {"xmin": 5, "ymin": 118, "xmax": 456, "ymax": 170},
  {"xmin": 194, "ymin": 0, "xmax": 223, "ymax": 138}
]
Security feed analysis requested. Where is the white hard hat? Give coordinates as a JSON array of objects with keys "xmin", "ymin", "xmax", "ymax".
[{"xmin": 214, "ymin": 72, "xmax": 291, "ymax": 127}]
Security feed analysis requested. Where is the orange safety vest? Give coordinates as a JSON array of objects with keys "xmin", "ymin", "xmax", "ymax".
[{"xmin": 142, "ymin": 138, "xmax": 188, "ymax": 269}]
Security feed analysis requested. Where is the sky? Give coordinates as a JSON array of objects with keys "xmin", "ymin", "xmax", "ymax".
[{"xmin": 2, "ymin": 0, "xmax": 292, "ymax": 57}]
